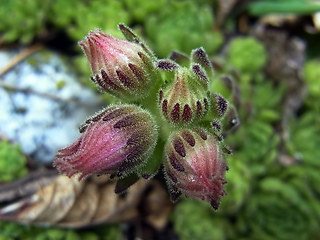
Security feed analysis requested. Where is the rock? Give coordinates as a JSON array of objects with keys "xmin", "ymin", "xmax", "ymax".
[{"xmin": 0, "ymin": 49, "xmax": 101, "ymax": 164}]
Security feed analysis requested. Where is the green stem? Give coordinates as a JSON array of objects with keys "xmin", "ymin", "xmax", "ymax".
[{"xmin": 137, "ymin": 70, "xmax": 175, "ymax": 142}]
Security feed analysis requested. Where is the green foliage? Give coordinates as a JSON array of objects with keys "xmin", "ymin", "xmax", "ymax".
[
  {"xmin": 304, "ymin": 59, "xmax": 320, "ymax": 98},
  {"xmin": 173, "ymin": 200, "xmax": 230, "ymax": 240},
  {"xmin": 0, "ymin": 0, "xmax": 131, "ymax": 44},
  {"xmin": 0, "ymin": 221, "xmax": 121, "ymax": 240},
  {"xmin": 236, "ymin": 178, "xmax": 318, "ymax": 240},
  {"xmin": 0, "ymin": 0, "xmax": 49, "ymax": 43},
  {"xmin": 145, "ymin": 1, "xmax": 223, "ymax": 57},
  {"xmin": 286, "ymin": 112, "xmax": 320, "ymax": 168},
  {"xmin": 248, "ymin": 0, "xmax": 320, "ymax": 16},
  {"xmin": 0, "ymin": 141, "xmax": 27, "ymax": 182},
  {"xmin": 123, "ymin": 0, "xmax": 166, "ymax": 23},
  {"xmin": 218, "ymin": 155, "xmax": 251, "ymax": 215},
  {"xmin": 227, "ymin": 37, "xmax": 267, "ymax": 75},
  {"xmin": 227, "ymin": 80, "xmax": 284, "ymax": 176},
  {"xmin": 52, "ymin": 0, "xmax": 131, "ymax": 41}
]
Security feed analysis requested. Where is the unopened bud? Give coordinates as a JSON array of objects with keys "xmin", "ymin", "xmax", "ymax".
[
  {"xmin": 164, "ymin": 128, "xmax": 227, "ymax": 210},
  {"xmin": 54, "ymin": 105, "xmax": 158, "ymax": 180},
  {"xmin": 79, "ymin": 28, "xmax": 155, "ymax": 100}
]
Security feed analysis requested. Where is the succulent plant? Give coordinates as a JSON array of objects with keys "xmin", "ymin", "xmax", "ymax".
[
  {"xmin": 144, "ymin": 1, "xmax": 223, "ymax": 57},
  {"xmin": 173, "ymin": 200, "xmax": 231, "ymax": 240},
  {"xmin": 227, "ymin": 37, "xmax": 267, "ymax": 76},
  {"xmin": 0, "ymin": 141, "xmax": 27, "ymax": 182},
  {"xmin": 0, "ymin": 221, "xmax": 121, "ymax": 240},
  {"xmin": 236, "ymin": 178, "xmax": 318, "ymax": 240},
  {"xmin": 54, "ymin": 24, "xmax": 238, "ymax": 209}
]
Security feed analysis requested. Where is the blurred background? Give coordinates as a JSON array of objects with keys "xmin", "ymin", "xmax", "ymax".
[{"xmin": 0, "ymin": 0, "xmax": 320, "ymax": 239}]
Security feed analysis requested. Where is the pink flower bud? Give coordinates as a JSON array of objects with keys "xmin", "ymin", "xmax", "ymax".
[
  {"xmin": 164, "ymin": 128, "xmax": 227, "ymax": 210},
  {"xmin": 79, "ymin": 29, "xmax": 154, "ymax": 100},
  {"xmin": 53, "ymin": 105, "xmax": 158, "ymax": 180},
  {"xmin": 158, "ymin": 66, "xmax": 209, "ymax": 124}
]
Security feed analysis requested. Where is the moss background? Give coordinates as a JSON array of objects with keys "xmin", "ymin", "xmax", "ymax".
[{"xmin": 1, "ymin": 0, "xmax": 320, "ymax": 239}]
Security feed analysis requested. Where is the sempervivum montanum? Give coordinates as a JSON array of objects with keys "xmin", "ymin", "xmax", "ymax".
[{"xmin": 54, "ymin": 24, "xmax": 239, "ymax": 209}]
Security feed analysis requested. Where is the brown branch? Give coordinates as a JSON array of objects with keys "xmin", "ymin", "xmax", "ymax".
[
  {"xmin": 0, "ymin": 44, "xmax": 44, "ymax": 77},
  {"xmin": 0, "ymin": 81, "xmax": 98, "ymax": 107}
]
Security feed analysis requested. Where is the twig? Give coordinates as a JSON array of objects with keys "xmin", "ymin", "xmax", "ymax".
[
  {"xmin": 0, "ymin": 80, "xmax": 97, "ymax": 107},
  {"xmin": 0, "ymin": 44, "xmax": 43, "ymax": 77}
]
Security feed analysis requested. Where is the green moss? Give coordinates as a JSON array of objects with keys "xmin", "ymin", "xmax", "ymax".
[
  {"xmin": 0, "ymin": 141, "xmax": 27, "ymax": 182},
  {"xmin": 0, "ymin": 0, "xmax": 131, "ymax": 44},
  {"xmin": 227, "ymin": 37, "xmax": 267, "ymax": 75},
  {"xmin": 0, "ymin": 0, "xmax": 49, "ymax": 43},
  {"xmin": 236, "ymin": 178, "xmax": 318, "ymax": 240},
  {"xmin": 123, "ymin": 0, "xmax": 166, "ymax": 23},
  {"xmin": 173, "ymin": 200, "xmax": 230, "ymax": 240},
  {"xmin": 304, "ymin": 59, "xmax": 320, "ymax": 98},
  {"xmin": 60, "ymin": 0, "xmax": 131, "ymax": 41},
  {"xmin": 219, "ymin": 155, "xmax": 251, "ymax": 215},
  {"xmin": 0, "ymin": 221, "xmax": 121, "ymax": 240},
  {"xmin": 145, "ymin": 1, "xmax": 223, "ymax": 57}
]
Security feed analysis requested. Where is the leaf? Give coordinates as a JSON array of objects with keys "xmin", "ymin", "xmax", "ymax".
[{"xmin": 0, "ymin": 170, "xmax": 149, "ymax": 228}]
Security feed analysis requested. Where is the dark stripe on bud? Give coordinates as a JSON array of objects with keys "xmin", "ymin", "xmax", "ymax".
[
  {"xmin": 126, "ymin": 147, "xmax": 144, "ymax": 161},
  {"xmin": 170, "ymin": 189, "xmax": 182, "ymax": 202},
  {"xmin": 113, "ymin": 115, "xmax": 136, "ymax": 128},
  {"xmin": 217, "ymin": 95, "xmax": 228, "ymax": 117},
  {"xmin": 162, "ymin": 99, "xmax": 168, "ymax": 117},
  {"xmin": 79, "ymin": 124, "xmax": 88, "ymax": 133},
  {"xmin": 128, "ymin": 63, "xmax": 144, "ymax": 82},
  {"xmin": 159, "ymin": 90, "xmax": 163, "ymax": 103},
  {"xmin": 91, "ymin": 110, "xmax": 109, "ymax": 122},
  {"xmin": 214, "ymin": 133, "xmax": 223, "ymax": 142},
  {"xmin": 103, "ymin": 108, "xmax": 125, "ymax": 122},
  {"xmin": 204, "ymin": 98, "xmax": 208, "ymax": 110},
  {"xmin": 196, "ymin": 101, "xmax": 202, "ymax": 116},
  {"xmin": 223, "ymin": 147, "xmax": 232, "ymax": 155},
  {"xmin": 192, "ymin": 64, "xmax": 208, "ymax": 83},
  {"xmin": 138, "ymin": 51, "xmax": 152, "ymax": 65},
  {"xmin": 118, "ymin": 24, "xmax": 139, "ymax": 43},
  {"xmin": 195, "ymin": 129, "xmax": 207, "ymax": 140},
  {"xmin": 174, "ymin": 138, "xmax": 186, "ymax": 157},
  {"xmin": 155, "ymin": 60, "xmax": 179, "ymax": 71},
  {"xmin": 210, "ymin": 198, "xmax": 220, "ymax": 210},
  {"xmin": 101, "ymin": 70, "xmax": 119, "ymax": 90},
  {"xmin": 192, "ymin": 48, "xmax": 210, "ymax": 67},
  {"xmin": 171, "ymin": 103, "xmax": 180, "ymax": 122},
  {"xmin": 94, "ymin": 75, "xmax": 107, "ymax": 91},
  {"xmin": 182, "ymin": 131, "xmax": 195, "ymax": 147},
  {"xmin": 182, "ymin": 104, "xmax": 192, "ymax": 122},
  {"xmin": 116, "ymin": 70, "xmax": 133, "ymax": 88},
  {"xmin": 166, "ymin": 169, "xmax": 178, "ymax": 183},
  {"xmin": 169, "ymin": 153, "xmax": 185, "ymax": 172},
  {"xmin": 211, "ymin": 120, "xmax": 221, "ymax": 132}
]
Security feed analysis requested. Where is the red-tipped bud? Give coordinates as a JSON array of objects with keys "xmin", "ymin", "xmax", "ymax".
[
  {"xmin": 54, "ymin": 105, "xmax": 158, "ymax": 180},
  {"xmin": 191, "ymin": 47, "xmax": 213, "ymax": 76},
  {"xmin": 164, "ymin": 128, "xmax": 227, "ymax": 210},
  {"xmin": 210, "ymin": 93, "xmax": 229, "ymax": 118},
  {"xmin": 79, "ymin": 29, "xmax": 155, "ymax": 100},
  {"xmin": 158, "ymin": 67, "xmax": 209, "ymax": 124}
]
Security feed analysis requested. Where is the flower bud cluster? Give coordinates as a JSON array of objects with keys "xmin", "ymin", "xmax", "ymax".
[{"xmin": 54, "ymin": 24, "xmax": 239, "ymax": 209}]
